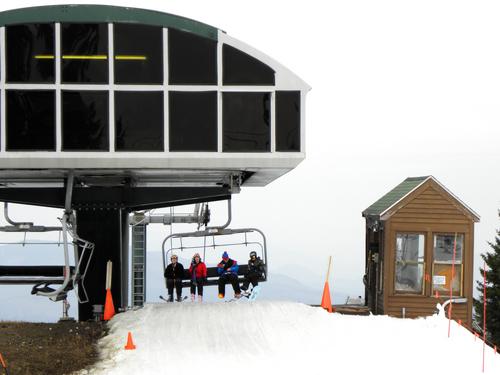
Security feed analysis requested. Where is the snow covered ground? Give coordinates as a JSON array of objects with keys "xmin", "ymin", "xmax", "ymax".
[{"xmin": 80, "ymin": 301, "xmax": 500, "ymax": 375}]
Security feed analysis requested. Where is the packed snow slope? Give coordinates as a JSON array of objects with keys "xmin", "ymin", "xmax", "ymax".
[{"xmin": 82, "ymin": 301, "xmax": 500, "ymax": 375}]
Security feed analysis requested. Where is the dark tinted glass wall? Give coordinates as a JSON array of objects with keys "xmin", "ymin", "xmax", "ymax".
[
  {"xmin": 276, "ymin": 91, "xmax": 301, "ymax": 152},
  {"xmin": 7, "ymin": 90, "xmax": 55, "ymax": 150},
  {"xmin": 114, "ymin": 24, "xmax": 163, "ymax": 84},
  {"xmin": 223, "ymin": 44, "xmax": 275, "ymax": 85},
  {"xmin": 62, "ymin": 91, "xmax": 109, "ymax": 151},
  {"xmin": 168, "ymin": 29, "xmax": 217, "ymax": 85},
  {"xmin": 223, "ymin": 92, "xmax": 270, "ymax": 152},
  {"xmin": 169, "ymin": 91, "xmax": 217, "ymax": 151},
  {"xmin": 6, "ymin": 24, "xmax": 55, "ymax": 83},
  {"xmin": 62, "ymin": 23, "xmax": 108, "ymax": 83},
  {"xmin": 115, "ymin": 91, "xmax": 163, "ymax": 151}
]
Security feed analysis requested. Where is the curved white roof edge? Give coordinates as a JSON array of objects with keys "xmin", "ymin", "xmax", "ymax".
[{"xmin": 219, "ymin": 30, "xmax": 311, "ymax": 92}]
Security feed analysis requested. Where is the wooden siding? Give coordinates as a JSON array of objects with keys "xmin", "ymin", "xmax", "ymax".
[
  {"xmin": 391, "ymin": 187, "xmax": 470, "ymax": 224},
  {"xmin": 386, "ymin": 295, "xmax": 469, "ymax": 321},
  {"xmin": 381, "ymin": 180, "xmax": 475, "ymax": 326}
]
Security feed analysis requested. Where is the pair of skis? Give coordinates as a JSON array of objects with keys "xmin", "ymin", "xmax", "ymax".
[
  {"xmin": 159, "ymin": 285, "xmax": 262, "ymax": 303},
  {"xmin": 159, "ymin": 295, "xmax": 188, "ymax": 303},
  {"xmin": 226, "ymin": 285, "xmax": 262, "ymax": 302}
]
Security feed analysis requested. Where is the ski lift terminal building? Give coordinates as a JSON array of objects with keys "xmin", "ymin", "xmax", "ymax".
[{"xmin": 0, "ymin": 5, "xmax": 310, "ymax": 320}]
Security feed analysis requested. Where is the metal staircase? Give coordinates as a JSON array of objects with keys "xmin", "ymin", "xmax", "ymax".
[{"xmin": 131, "ymin": 224, "xmax": 147, "ymax": 307}]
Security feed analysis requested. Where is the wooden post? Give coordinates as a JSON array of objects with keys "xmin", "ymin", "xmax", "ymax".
[
  {"xmin": 325, "ymin": 255, "xmax": 332, "ymax": 282},
  {"xmin": 106, "ymin": 260, "xmax": 113, "ymax": 290}
]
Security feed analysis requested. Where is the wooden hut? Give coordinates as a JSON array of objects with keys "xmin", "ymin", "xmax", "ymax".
[{"xmin": 362, "ymin": 176, "xmax": 479, "ymax": 325}]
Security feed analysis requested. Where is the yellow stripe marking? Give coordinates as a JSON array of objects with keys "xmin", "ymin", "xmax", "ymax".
[
  {"xmin": 115, "ymin": 55, "xmax": 147, "ymax": 60},
  {"xmin": 62, "ymin": 55, "xmax": 108, "ymax": 60},
  {"xmin": 35, "ymin": 55, "xmax": 146, "ymax": 61}
]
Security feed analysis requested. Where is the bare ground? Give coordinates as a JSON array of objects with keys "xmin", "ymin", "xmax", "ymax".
[{"xmin": 0, "ymin": 321, "xmax": 105, "ymax": 375}]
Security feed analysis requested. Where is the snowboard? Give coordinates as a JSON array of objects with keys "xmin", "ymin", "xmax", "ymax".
[{"xmin": 160, "ymin": 295, "xmax": 188, "ymax": 302}]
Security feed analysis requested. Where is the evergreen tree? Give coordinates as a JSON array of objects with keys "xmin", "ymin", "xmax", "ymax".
[{"xmin": 474, "ymin": 212, "xmax": 500, "ymax": 347}]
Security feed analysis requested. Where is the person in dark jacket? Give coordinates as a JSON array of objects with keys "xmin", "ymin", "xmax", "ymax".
[
  {"xmin": 241, "ymin": 251, "xmax": 265, "ymax": 295},
  {"xmin": 164, "ymin": 254, "xmax": 185, "ymax": 302},
  {"xmin": 217, "ymin": 251, "xmax": 241, "ymax": 299},
  {"xmin": 189, "ymin": 253, "xmax": 207, "ymax": 303}
]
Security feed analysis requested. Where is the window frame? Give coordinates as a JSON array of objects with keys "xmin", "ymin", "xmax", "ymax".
[
  {"xmin": 0, "ymin": 23, "xmax": 303, "ymax": 154},
  {"xmin": 431, "ymin": 232, "xmax": 464, "ymax": 297},
  {"xmin": 394, "ymin": 232, "xmax": 426, "ymax": 295}
]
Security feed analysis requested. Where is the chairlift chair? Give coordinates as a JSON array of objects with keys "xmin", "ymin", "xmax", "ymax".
[
  {"xmin": 162, "ymin": 227, "xmax": 268, "ymax": 287},
  {"xmin": 0, "ymin": 173, "xmax": 95, "ymax": 303}
]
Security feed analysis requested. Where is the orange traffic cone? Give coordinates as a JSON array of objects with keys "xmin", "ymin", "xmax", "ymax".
[
  {"xmin": 0, "ymin": 352, "xmax": 7, "ymax": 371},
  {"xmin": 103, "ymin": 288, "xmax": 115, "ymax": 321},
  {"xmin": 124, "ymin": 331, "xmax": 136, "ymax": 350},
  {"xmin": 321, "ymin": 281, "xmax": 333, "ymax": 313}
]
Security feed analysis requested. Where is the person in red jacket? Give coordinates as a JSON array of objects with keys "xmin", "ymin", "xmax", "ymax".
[{"xmin": 189, "ymin": 253, "xmax": 207, "ymax": 302}]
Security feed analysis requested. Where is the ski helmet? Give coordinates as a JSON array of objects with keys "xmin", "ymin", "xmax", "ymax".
[{"xmin": 249, "ymin": 251, "xmax": 257, "ymax": 258}]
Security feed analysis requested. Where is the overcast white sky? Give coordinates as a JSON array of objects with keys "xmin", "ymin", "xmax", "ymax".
[{"xmin": 1, "ymin": 0, "xmax": 500, "ymax": 308}]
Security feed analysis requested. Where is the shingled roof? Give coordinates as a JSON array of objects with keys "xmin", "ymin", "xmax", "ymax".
[{"xmin": 362, "ymin": 176, "xmax": 480, "ymax": 221}]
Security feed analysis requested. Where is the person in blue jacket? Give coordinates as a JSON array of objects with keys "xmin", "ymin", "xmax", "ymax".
[{"xmin": 217, "ymin": 251, "xmax": 241, "ymax": 299}]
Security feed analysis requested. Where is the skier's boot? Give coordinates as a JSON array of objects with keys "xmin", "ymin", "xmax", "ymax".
[
  {"xmin": 198, "ymin": 295, "xmax": 203, "ymax": 303},
  {"xmin": 191, "ymin": 293, "xmax": 196, "ymax": 302},
  {"xmin": 167, "ymin": 295, "xmax": 174, "ymax": 302}
]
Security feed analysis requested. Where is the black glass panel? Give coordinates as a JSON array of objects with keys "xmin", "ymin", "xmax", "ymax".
[
  {"xmin": 62, "ymin": 23, "xmax": 108, "ymax": 83},
  {"xmin": 115, "ymin": 91, "xmax": 163, "ymax": 151},
  {"xmin": 6, "ymin": 24, "xmax": 55, "ymax": 83},
  {"xmin": 114, "ymin": 23, "xmax": 163, "ymax": 84},
  {"xmin": 62, "ymin": 91, "xmax": 109, "ymax": 151},
  {"xmin": 169, "ymin": 91, "xmax": 217, "ymax": 151},
  {"xmin": 168, "ymin": 28, "xmax": 217, "ymax": 85},
  {"xmin": 7, "ymin": 90, "xmax": 55, "ymax": 151},
  {"xmin": 223, "ymin": 92, "xmax": 270, "ymax": 152},
  {"xmin": 223, "ymin": 44, "xmax": 275, "ymax": 85},
  {"xmin": 276, "ymin": 91, "xmax": 300, "ymax": 152}
]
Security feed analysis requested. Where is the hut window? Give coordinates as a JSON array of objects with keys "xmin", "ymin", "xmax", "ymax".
[
  {"xmin": 432, "ymin": 234, "xmax": 464, "ymax": 296},
  {"xmin": 395, "ymin": 233, "xmax": 425, "ymax": 294}
]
